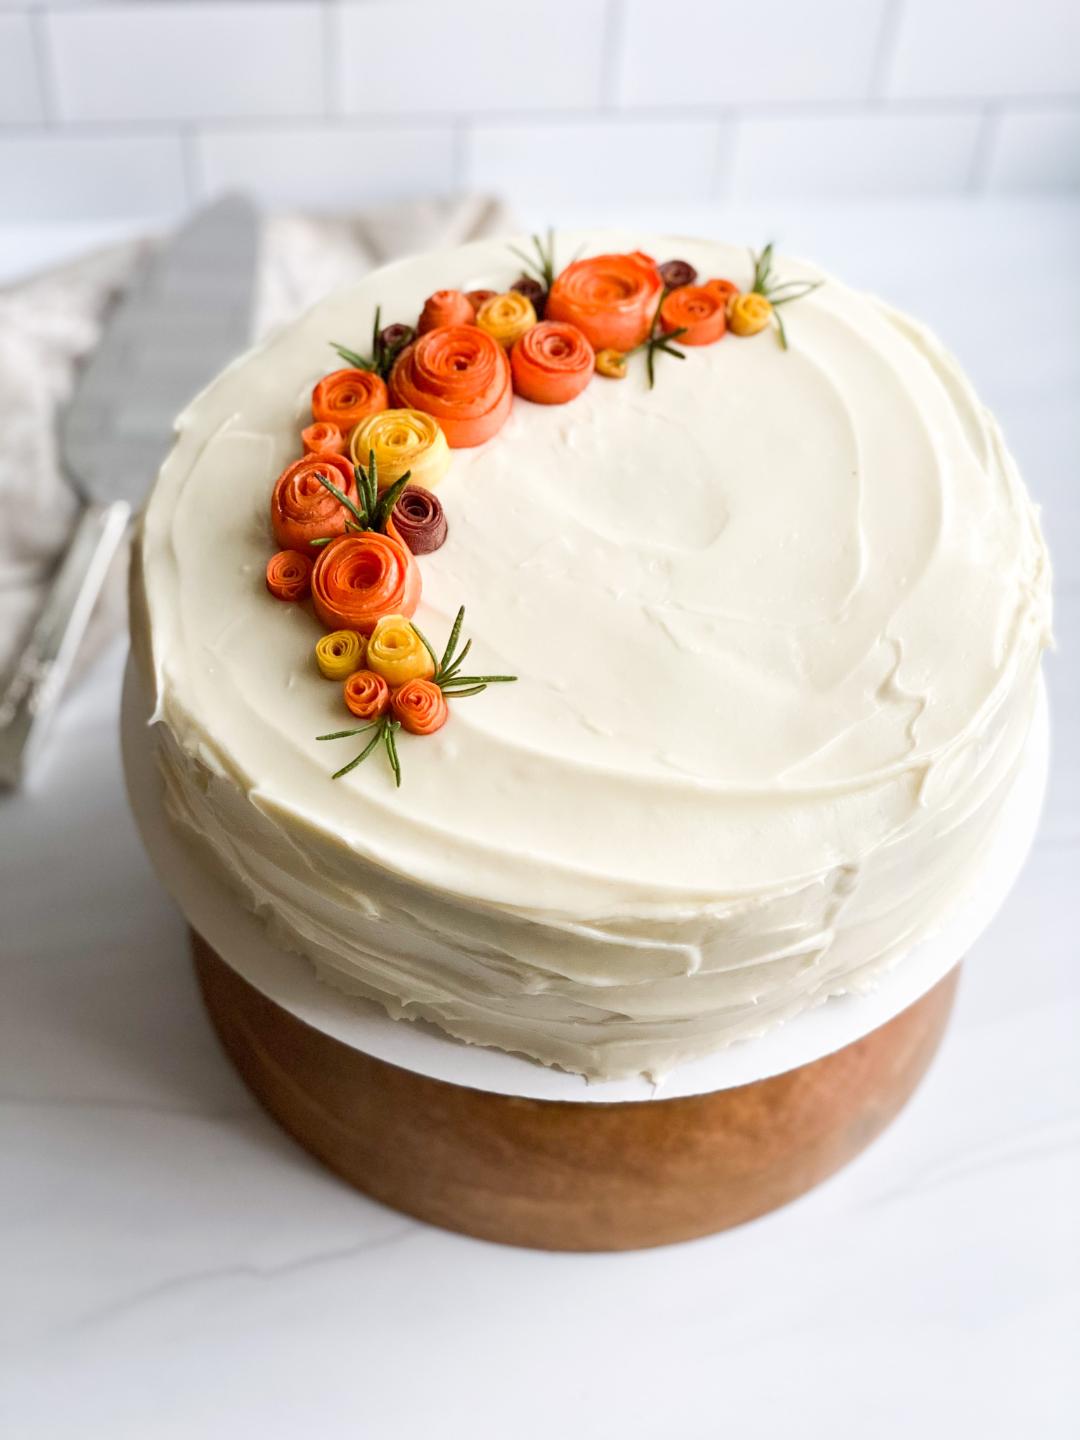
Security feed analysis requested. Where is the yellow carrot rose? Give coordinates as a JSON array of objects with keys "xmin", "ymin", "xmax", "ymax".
[
  {"xmin": 350, "ymin": 407, "xmax": 451, "ymax": 491},
  {"xmin": 728, "ymin": 292, "xmax": 773, "ymax": 337},
  {"xmin": 475, "ymin": 291, "xmax": 537, "ymax": 349},
  {"xmin": 595, "ymin": 348, "xmax": 628, "ymax": 379},
  {"xmin": 365, "ymin": 613, "xmax": 436, "ymax": 687},
  {"xmin": 315, "ymin": 629, "xmax": 366, "ymax": 680}
]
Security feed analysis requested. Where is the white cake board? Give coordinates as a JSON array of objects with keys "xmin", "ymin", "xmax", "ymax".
[{"xmin": 121, "ymin": 658, "xmax": 1048, "ymax": 1103}]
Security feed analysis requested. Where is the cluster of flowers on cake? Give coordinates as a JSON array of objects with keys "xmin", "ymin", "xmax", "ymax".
[{"xmin": 261, "ymin": 235, "xmax": 819, "ymax": 784}]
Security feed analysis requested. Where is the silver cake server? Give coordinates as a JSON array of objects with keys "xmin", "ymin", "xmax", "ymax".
[{"xmin": 0, "ymin": 193, "xmax": 259, "ymax": 788}]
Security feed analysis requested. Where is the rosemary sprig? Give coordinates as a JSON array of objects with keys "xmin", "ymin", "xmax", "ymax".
[
  {"xmin": 315, "ymin": 606, "xmax": 516, "ymax": 786},
  {"xmin": 309, "ymin": 455, "xmax": 412, "ymax": 543},
  {"xmin": 438, "ymin": 605, "xmax": 466, "ymax": 676},
  {"xmin": 627, "ymin": 290, "xmax": 687, "ymax": 389},
  {"xmin": 421, "ymin": 605, "xmax": 517, "ymax": 695},
  {"xmin": 748, "ymin": 243, "xmax": 823, "ymax": 350},
  {"xmin": 330, "ymin": 341, "xmax": 376, "ymax": 373},
  {"xmin": 315, "ymin": 716, "xmax": 403, "ymax": 786},
  {"xmin": 508, "ymin": 228, "xmax": 558, "ymax": 290},
  {"xmin": 319, "ymin": 721, "xmax": 384, "ymax": 780},
  {"xmin": 330, "ymin": 305, "xmax": 413, "ymax": 380},
  {"xmin": 383, "ymin": 718, "xmax": 402, "ymax": 787}
]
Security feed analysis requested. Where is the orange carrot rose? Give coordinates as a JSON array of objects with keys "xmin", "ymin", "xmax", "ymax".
[
  {"xmin": 391, "ymin": 678, "xmax": 448, "ymax": 736},
  {"xmin": 301, "ymin": 421, "xmax": 347, "ymax": 456},
  {"xmin": 704, "ymin": 278, "xmax": 739, "ymax": 307},
  {"xmin": 389, "ymin": 325, "xmax": 512, "ymax": 449},
  {"xmin": 510, "ymin": 321, "xmax": 593, "ymax": 405},
  {"xmin": 270, "ymin": 453, "xmax": 357, "ymax": 551},
  {"xmin": 265, "ymin": 549, "xmax": 312, "ymax": 602},
  {"xmin": 311, "ymin": 368, "xmax": 388, "ymax": 432},
  {"xmin": 310, "ymin": 531, "xmax": 421, "ymax": 635},
  {"xmin": 659, "ymin": 285, "xmax": 727, "ymax": 346},
  {"xmin": 343, "ymin": 669, "xmax": 391, "ymax": 720},
  {"xmin": 417, "ymin": 289, "xmax": 475, "ymax": 333},
  {"xmin": 546, "ymin": 252, "xmax": 662, "ymax": 352}
]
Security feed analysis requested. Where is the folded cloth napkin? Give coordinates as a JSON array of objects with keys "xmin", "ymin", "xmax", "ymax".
[{"xmin": 0, "ymin": 194, "xmax": 513, "ymax": 682}]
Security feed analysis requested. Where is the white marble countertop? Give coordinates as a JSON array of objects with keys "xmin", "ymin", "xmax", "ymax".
[{"xmin": 2, "ymin": 200, "xmax": 1078, "ymax": 1438}]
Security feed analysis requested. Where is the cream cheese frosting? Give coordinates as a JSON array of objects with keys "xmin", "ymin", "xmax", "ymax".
[{"xmin": 131, "ymin": 231, "xmax": 1052, "ymax": 1081}]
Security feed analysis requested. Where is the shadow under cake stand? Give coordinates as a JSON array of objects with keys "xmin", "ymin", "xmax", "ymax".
[{"xmin": 123, "ymin": 664, "xmax": 1047, "ymax": 1252}]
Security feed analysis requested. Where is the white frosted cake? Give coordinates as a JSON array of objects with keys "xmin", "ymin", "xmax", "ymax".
[{"xmin": 131, "ymin": 230, "xmax": 1051, "ymax": 1082}]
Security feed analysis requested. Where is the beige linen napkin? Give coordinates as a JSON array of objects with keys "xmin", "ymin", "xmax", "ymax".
[{"xmin": 0, "ymin": 194, "xmax": 512, "ymax": 682}]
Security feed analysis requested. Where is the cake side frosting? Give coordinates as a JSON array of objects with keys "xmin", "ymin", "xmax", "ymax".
[{"xmin": 131, "ymin": 231, "xmax": 1051, "ymax": 1080}]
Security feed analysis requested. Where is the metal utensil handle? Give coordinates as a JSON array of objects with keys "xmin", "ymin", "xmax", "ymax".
[{"xmin": 0, "ymin": 500, "xmax": 131, "ymax": 789}]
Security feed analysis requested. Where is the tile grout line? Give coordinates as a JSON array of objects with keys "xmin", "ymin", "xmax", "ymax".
[
  {"xmin": 967, "ymin": 104, "xmax": 1001, "ymax": 195},
  {"xmin": 714, "ymin": 117, "xmax": 736, "ymax": 204},
  {"xmin": 599, "ymin": 0, "xmax": 625, "ymax": 111},
  {"xmin": 7, "ymin": 97, "xmax": 1077, "ymax": 139},
  {"xmin": 179, "ymin": 124, "xmax": 202, "ymax": 208},
  {"xmin": 27, "ymin": 6, "xmax": 58, "ymax": 127},
  {"xmin": 451, "ymin": 117, "xmax": 469, "ymax": 192},
  {"xmin": 868, "ymin": 0, "xmax": 905, "ymax": 102},
  {"xmin": 0, "ymin": 98, "xmax": 1059, "ymax": 143},
  {"xmin": 322, "ymin": 0, "xmax": 340, "ymax": 118}
]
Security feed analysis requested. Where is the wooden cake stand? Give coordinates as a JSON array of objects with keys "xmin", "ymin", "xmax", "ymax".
[{"xmin": 193, "ymin": 929, "xmax": 958, "ymax": 1251}]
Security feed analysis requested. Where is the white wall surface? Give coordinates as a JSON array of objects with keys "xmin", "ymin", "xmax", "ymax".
[{"xmin": 0, "ymin": 0, "xmax": 1078, "ymax": 221}]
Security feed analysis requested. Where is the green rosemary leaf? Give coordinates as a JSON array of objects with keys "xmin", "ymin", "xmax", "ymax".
[
  {"xmin": 751, "ymin": 242, "xmax": 775, "ymax": 295},
  {"xmin": 359, "ymin": 469, "xmax": 370, "ymax": 522},
  {"xmin": 315, "ymin": 471, "xmax": 368, "ymax": 530},
  {"xmin": 531, "ymin": 228, "xmax": 556, "ymax": 289},
  {"xmin": 769, "ymin": 282, "xmax": 823, "ymax": 308},
  {"xmin": 508, "ymin": 243, "xmax": 543, "ymax": 281},
  {"xmin": 309, "ymin": 536, "xmax": 334, "ymax": 547},
  {"xmin": 317, "ymin": 724, "xmax": 376, "ymax": 742},
  {"xmin": 438, "ymin": 605, "xmax": 466, "ymax": 677},
  {"xmin": 410, "ymin": 622, "xmax": 441, "ymax": 676},
  {"xmin": 331, "ymin": 341, "xmax": 376, "ymax": 372},
  {"xmin": 332, "ymin": 723, "xmax": 386, "ymax": 778},
  {"xmin": 440, "ymin": 674, "xmax": 517, "ymax": 686},
  {"xmin": 353, "ymin": 457, "xmax": 372, "ymax": 520},
  {"xmin": 438, "ymin": 636, "xmax": 472, "ymax": 683},
  {"xmin": 383, "ymin": 720, "xmax": 402, "ymax": 788},
  {"xmin": 373, "ymin": 471, "xmax": 412, "ymax": 532},
  {"xmin": 441, "ymin": 684, "xmax": 488, "ymax": 698},
  {"xmin": 351, "ymin": 459, "xmax": 373, "ymax": 522},
  {"xmin": 371, "ymin": 303, "xmax": 381, "ymax": 361},
  {"xmin": 773, "ymin": 307, "xmax": 789, "ymax": 351},
  {"xmin": 655, "ymin": 343, "xmax": 687, "ymax": 360}
]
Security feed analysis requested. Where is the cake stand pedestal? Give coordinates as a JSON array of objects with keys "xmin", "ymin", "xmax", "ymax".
[
  {"xmin": 122, "ymin": 661, "xmax": 1046, "ymax": 1252},
  {"xmin": 192, "ymin": 929, "xmax": 958, "ymax": 1250}
]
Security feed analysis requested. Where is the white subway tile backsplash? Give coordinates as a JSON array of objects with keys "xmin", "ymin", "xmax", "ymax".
[
  {"xmin": 617, "ymin": 0, "xmax": 889, "ymax": 106},
  {"xmin": 888, "ymin": 0, "xmax": 1080, "ymax": 100},
  {"xmin": 731, "ymin": 110, "xmax": 983, "ymax": 198},
  {"xmin": 0, "ymin": 133, "xmax": 186, "ymax": 221},
  {"xmin": 0, "ymin": 15, "xmax": 43, "ymax": 124},
  {"xmin": 466, "ymin": 119, "xmax": 729, "ymax": 206},
  {"xmin": 0, "ymin": 0, "xmax": 1077, "ymax": 220},
  {"xmin": 337, "ymin": 0, "xmax": 607, "ymax": 114},
  {"xmin": 46, "ymin": 2, "xmax": 325, "ymax": 122},
  {"xmin": 986, "ymin": 108, "xmax": 1080, "ymax": 190},
  {"xmin": 197, "ymin": 124, "xmax": 457, "ymax": 210}
]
